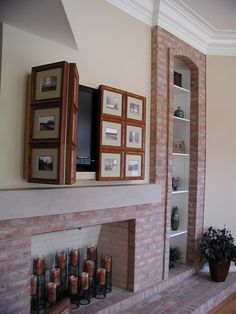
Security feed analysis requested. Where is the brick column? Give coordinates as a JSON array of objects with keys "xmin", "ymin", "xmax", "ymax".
[{"xmin": 150, "ymin": 26, "xmax": 206, "ymax": 278}]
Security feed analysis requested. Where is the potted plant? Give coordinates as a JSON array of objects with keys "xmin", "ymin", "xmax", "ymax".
[
  {"xmin": 169, "ymin": 246, "xmax": 183, "ymax": 269},
  {"xmin": 200, "ymin": 226, "xmax": 236, "ymax": 282}
]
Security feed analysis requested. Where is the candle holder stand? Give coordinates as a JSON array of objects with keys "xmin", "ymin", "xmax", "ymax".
[
  {"xmin": 58, "ymin": 267, "xmax": 68, "ymax": 300},
  {"xmin": 56, "ymin": 251, "xmax": 68, "ymax": 299},
  {"xmin": 106, "ymin": 271, "xmax": 112, "ymax": 293},
  {"xmin": 70, "ymin": 293, "xmax": 80, "ymax": 310},
  {"xmin": 31, "ymin": 274, "xmax": 45, "ymax": 311},
  {"xmin": 89, "ymin": 275, "xmax": 96, "ymax": 298},
  {"xmin": 95, "ymin": 283, "xmax": 107, "ymax": 299},
  {"xmin": 79, "ymin": 288, "xmax": 90, "ymax": 305},
  {"xmin": 69, "ymin": 264, "xmax": 79, "ymax": 277},
  {"xmin": 101, "ymin": 255, "xmax": 112, "ymax": 293}
]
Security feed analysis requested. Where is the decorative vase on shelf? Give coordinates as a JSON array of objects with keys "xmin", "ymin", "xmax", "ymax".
[
  {"xmin": 172, "ymin": 177, "xmax": 180, "ymax": 191},
  {"xmin": 174, "ymin": 106, "xmax": 184, "ymax": 118},
  {"xmin": 171, "ymin": 206, "xmax": 179, "ymax": 231}
]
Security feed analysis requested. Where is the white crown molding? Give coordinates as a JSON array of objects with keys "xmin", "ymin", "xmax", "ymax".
[
  {"xmin": 157, "ymin": 0, "xmax": 214, "ymax": 54},
  {"xmin": 106, "ymin": 0, "xmax": 236, "ymax": 56},
  {"xmin": 207, "ymin": 30, "xmax": 236, "ymax": 56},
  {"xmin": 105, "ymin": 0, "xmax": 155, "ymax": 26},
  {"xmin": 158, "ymin": 0, "xmax": 236, "ymax": 56}
]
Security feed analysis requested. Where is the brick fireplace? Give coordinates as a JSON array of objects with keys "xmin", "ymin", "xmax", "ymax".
[{"xmin": 0, "ymin": 184, "xmax": 162, "ymax": 312}]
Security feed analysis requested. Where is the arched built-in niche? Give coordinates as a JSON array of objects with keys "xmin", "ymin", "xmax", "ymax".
[{"xmin": 167, "ymin": 52, "xmax": 200, "ymax": 271}]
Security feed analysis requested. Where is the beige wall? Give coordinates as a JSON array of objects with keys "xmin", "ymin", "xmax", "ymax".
[
  {"xmin": 0, "ymin": 24, "xmax": 2, "ymax": 92},
  {"xmin": 205, "ymin": 55, "xmax": 236, "ymax": 237},
  {"xmin": 0, "ymin": 0, "xmax": 151, "ymax": 189}
]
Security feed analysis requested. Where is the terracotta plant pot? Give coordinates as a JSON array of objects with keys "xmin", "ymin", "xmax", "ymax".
[{"xmin": 209, "ymin": 260, "xmax": 230, "ymax": 282}]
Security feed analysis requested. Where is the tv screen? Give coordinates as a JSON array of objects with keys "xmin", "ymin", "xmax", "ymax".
[{"xmin": 76, "ymin": 85, "xmax": 99, "ymax": 172}]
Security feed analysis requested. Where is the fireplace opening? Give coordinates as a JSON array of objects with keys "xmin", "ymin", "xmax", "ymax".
[{"xmin": 31, "ymin": 219, "xmax": 135, "ymax": 310}]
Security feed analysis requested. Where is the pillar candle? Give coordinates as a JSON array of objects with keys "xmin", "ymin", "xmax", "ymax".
[
  {"xmin": 88, "ymin": 245, "xmax": 97, "ymax": 261},
  {"xmin": 85, "ymin": 260, "xmax": 94, "ymax": 277},
  {"xmin": 31, "ymin": 275, "xmax": 37, "ymax": 296},
  {"xmin": 70, "ymin": 248, "xmax": 78, "ymax": 266},
  {"xmin": 47, "ymin": 282, "xmax": 57, "ymax": 304},
  {"xmin": 81, "ymin": 272, "xmax": 89, "ymax": 290},
  {"xmin": 52, "ymin": 268, "xmax": 61, "ymax": 286},
  {"xmin": 57, "ymin": 251, "xmax": 66, "ymax": 269},
  {"xmin": 97, "ymin": 268, "xmax": 106, "ymax": 285},
  {"xmin": 34, "ymin": 257, "xmax": 44, "ymax": 276},
  {"xmin": 69, "ymin": 275, "xmax": 78, "ymax": 295},
  {"xmin": 104, "ymin": 255, "xmax": 111, "ymax": 273}
]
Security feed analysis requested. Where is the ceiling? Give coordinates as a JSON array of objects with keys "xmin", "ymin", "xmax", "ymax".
[
  {"xmin": 180, "ymin": 0, "xmax": 236, "ymax": 30},
  {"xmin": 0, "ymin": 0, "xmax": 236, "ymax": 55},
  {"xmin": 0, "ymin": 0, "xmax": 77, "ymax": 49}
]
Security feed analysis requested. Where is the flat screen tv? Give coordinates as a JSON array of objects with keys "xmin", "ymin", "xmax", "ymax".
[{"xmin": 76, "ymin": 85, "xmax": 99, "ymax": 172}]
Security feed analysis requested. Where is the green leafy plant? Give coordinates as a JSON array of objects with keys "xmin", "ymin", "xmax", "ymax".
[
  {"xmin": 169, "ymin": 246, "xmax": 183, "ymax": 268},
  {"xmin": 200, "ymin": 226, "xmax": 236, "ymax": 263}
]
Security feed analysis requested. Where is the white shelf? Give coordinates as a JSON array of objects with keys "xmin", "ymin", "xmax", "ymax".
[
  {"xmin": 170, "ymin": 58, "xmax": 191, "ymax": 264},
  {"xmin": 172, "ymin": 153, "xmax": 190, "ymax": 157},
  {"xmin": 173, "ymin": 116, "xmax": 190, "ymax": 123},
  {"xmin": 173, "ymin": 84, "xmax": 190, "ymax": 94},
  {"xmin": 170, "ymin": 230, "xmax": 187, "ymax": 238},
  {"xmin": 172, "ymin": 190, "xmax": 189, "ymax": 194}
]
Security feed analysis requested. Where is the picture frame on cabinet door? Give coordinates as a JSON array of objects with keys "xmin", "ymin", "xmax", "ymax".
[
  {"xmin": 126, "ymin": 93, "xmax": 145, "ymax": 123},
  {"xmin": 100, "ymin": 85, "xmax": 124, "ymax": 118},
  {"xmin": 32, "ymin": 107, "xmax": 60, "ymax": 140}
]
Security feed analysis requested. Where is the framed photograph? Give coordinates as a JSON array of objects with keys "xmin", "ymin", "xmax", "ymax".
[
  {"xmin": 126, "ymin": 125, "xmax": 143, "ymax": 150},
  {"xmin": 126, "ymin": 93, "xmax": 145, "ymax": 122},
  {"xmin": 100, "ymin": 85, "xmax": 124, "ymax": 117},
  {"xmin": 33, "ymin": 107, "xmax": 60, "ymax": 139},
  {"xmin": 30, "ymin": 147, "xmax": 59, "ymax": 181},
  {"xmin": 99, "ymin": 152, "xmax": 122, "ymax": 180},
  {"xmin": 173, "ymin": 139, "xmax": 185, "ymax": 153},
  {"xmin": 47, "ymin": 298, "xmax": 71, "ymax": 314},
  {"xmin": 35, "ymin": 68, "xmax": 62, "ymax": 101},
  {"xmin": 101, "ymin": 120, "xmax": 122, "ymax": 147},
  {"xmin": 31, "ymin": 61, "xmax": 68, "ymax": 102},
  {"xmin": 125, "ymin": 153, "xmax": 144, "ymax": 180}
]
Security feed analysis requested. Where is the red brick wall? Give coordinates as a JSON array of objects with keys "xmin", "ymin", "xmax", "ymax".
[{"xmin": 151, "ymin": 26, "xmax": 206, "ymax": 278}]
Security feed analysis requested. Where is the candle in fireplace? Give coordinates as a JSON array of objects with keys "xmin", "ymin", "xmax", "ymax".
[
  {"xmin": 31, "ymin": 275, "xmax": 37, "ymax": 296},
  {"xmin": 69, "ymin": 275, "xmax": 78, "ymax": 295},
  {"xmin": 47, "ymin": 282, "xmax": 57, "ymax": 304},
  {"xmin": 70, "ymin": 248, "xmax": 79, "ymax": 266},
  {"xmin": 34, "ymin": 257, "xmax": 44, "ymax": 276},
  {"xmin": 97, "ymin": 268, "xmax": 106, "ymax": 285},
  {"xmin": 52, "ymin": 268, "xmax": 61, "ymax": 286},
  {"xmin": 104, "ymin": 255, "xmax": 111, "ymax": 273},
  {"xmin": 85, "ymin": 260, "xmax": 94, "ymax": 277},
  {"xmin": 81, "ymin": 272, "xmax": 89, "ymax": 290},
  {"xmin": 87, "ymin": 245, "xmax": 97, "ymax": 262},
  {"xmin": 57, "ymin": 251, "xmax": 66, "ymax": 269}
]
